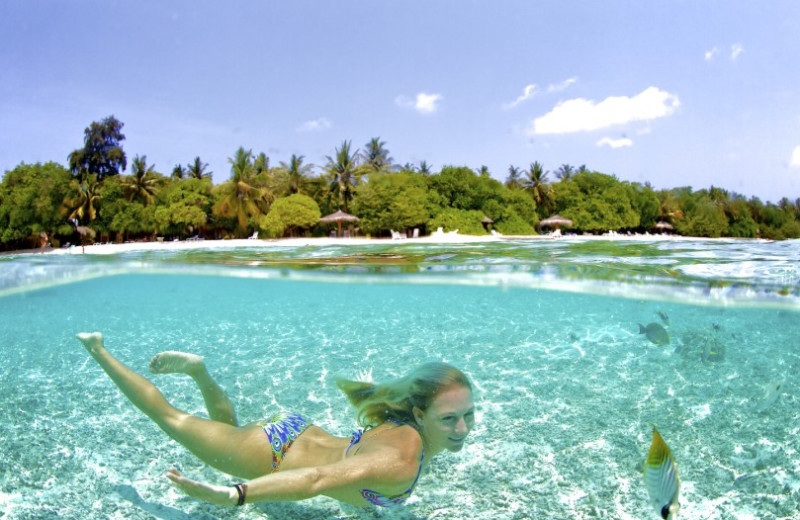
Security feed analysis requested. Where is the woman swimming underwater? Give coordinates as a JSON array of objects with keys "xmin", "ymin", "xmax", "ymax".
[{"xmin": 75, "ymin": 332, "xmax": 475, "ymax": 507}]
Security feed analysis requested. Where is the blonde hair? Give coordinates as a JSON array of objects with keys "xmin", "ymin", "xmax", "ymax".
[{"xmin": 336, "ymin": 362, "xmax": 472, "ymax": 428}]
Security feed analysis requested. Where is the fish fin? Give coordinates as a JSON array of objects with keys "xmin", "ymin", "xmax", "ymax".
[{"xmin": 639, "ymin": 324, "xmax": 646, "ymax": 334}]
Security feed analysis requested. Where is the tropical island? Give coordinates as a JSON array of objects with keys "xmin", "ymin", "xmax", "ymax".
[{"xmin": 2, "ymin": 115, "xmax": 799, "ymax": 252}]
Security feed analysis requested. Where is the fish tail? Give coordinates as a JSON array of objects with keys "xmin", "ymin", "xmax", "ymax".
[{"xmin": 639, "ymin": 324, "xmax": 646, "ymax": 334}]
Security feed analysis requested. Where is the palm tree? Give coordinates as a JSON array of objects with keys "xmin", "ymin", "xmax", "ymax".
[
  {"xmin": 213, "ymin": 147, "xmax": 270, "ymax": 234},
  {"xmin": 278, "ymin": 154, "xmax": 313, "ymax": 195},
  {"xmin": 187, "ymin": 157, "xmax": 211, "ymax": 180},
  {"xmin": 171, "ymin": 164, "xmax": 186, "ymax": 180},
  {"xmin": 555, "ymin": 163, "xmax": 575, "ymax": 181},
  {"xmin": 254, "ymin": 152, "xmax": 270, "ymax": 175},
  {"xmin": 522, "ymin": 161, "xmax": 554, "ymax": 213},
  {"xmin": 476, "ymin": 165, "xmax": 490, "ymax": 178},
  {"xmin": 62, "ymin": 174, "xmax": 101, "ymax": 223},
  {"xmin": 418, "ymin": 160, "xmax": 432, "ymax": 176},
  {"xmin": 506, "ymin": 165, "xmax": 522, "ymax": 190},
  {"xmin": 324, "ymin": 140, "xmax": 363, "ymax": 212},
  {"xmin": 121, "ymin": 155, "xmax": 162, "ymax": 205},
  {"xmin": 363, "ymin": 137, "xmax": 394, "ymax": 173}
]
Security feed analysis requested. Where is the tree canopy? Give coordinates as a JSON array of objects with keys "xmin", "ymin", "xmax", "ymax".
[
  {"xmin": 1, "ymin": 116, "xmax": 798, "ymax": 251},
  {"xmin": 68, "ymin": 116, "xmax": 127, "ymax": 182}
]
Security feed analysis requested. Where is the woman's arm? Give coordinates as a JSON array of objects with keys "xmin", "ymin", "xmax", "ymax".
[
  {"xmin": 165, "ymin": 465, "xmax": 324, "ymax": 505},
  {"xmin": 166, "ymin": 440, "xmax": 421, "ymax": 505}
]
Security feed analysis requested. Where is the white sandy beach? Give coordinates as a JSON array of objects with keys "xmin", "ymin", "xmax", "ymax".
[{"xmin": 49, "ymin": 231, "xmax": 690, "ymax": 255}]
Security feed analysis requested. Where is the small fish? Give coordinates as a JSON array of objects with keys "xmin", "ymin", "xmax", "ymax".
[
  {"xmin": 657, "ymin": 311, "xmax": 670, "ymax": 326},
  {"xmin": 644, "ymin": 427, "xmax": 680, "ymax": 519},
  {"xmin": 639, "ymin": 323, "xmax": 670, "ymax": 345},
  {"xmin": 755, "ymin": 381, "xmax": 784, "ymax": 413}
]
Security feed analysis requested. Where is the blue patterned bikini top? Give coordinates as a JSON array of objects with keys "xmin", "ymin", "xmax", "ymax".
[{"xmin": 345, "ymin": 420, "xmax": 425, "ymax": 507}]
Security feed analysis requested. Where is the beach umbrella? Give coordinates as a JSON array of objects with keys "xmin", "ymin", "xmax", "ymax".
[
  {"xmin": 74, "ymin": 225, "xmax": 96, "ymax": 253},
  {"xmin": 655, "ymin": 221, "xmax": 674, "ymax": 231},
  {"xmin": 75, "ymin": 226, "xmax": 96, "ymax": 239},
  {"xmin": 539, "ymin": 214, "xmax": 573, "ymax": 229},
  {"xmin": 319, "ymin": 210, "xmax": 360, "ymax": 237}
]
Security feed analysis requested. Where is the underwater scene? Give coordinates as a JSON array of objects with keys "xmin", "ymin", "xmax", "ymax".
[{"xmin": 0, "ymin": 238, "xmax": 798, "ymax": 520}]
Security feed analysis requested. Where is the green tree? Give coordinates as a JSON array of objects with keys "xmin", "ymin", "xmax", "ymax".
[
  {"xmin": 68, "ymin": 116, "xmax": 127, "ymax": 182},
  {"xmin": 122, "ymin": 155, "xmax": 164, "ymax": 205},
  {"xmin": 505, "ymin": 165, "xmax": 522, "ymax": 190},
  {"xmin": 254, "ymin": 152, "xmax": 270, "ymax": 174},
  {"xmin": 277, "ymin": 154, "xmax": 313, "ymax": 196},
  {"xmin": 187, "ymin": 157, "xmax": 211, "ymax": 180},
  {"xmin": 428, "ymin": 208, "xmax": 488, "ymax": 235},
  {"xmin": 554, "ymin": 171, "xmax": 640, "ymax": 232},
  {"xmin": 259, "ymin": 194, "xmax": 321, "ymax": 238},
  {"xmin": 496, "ymin": 189, "xmax": 538, "ymax": 233},
  {"xmin": 363, "ymin": 137, "xmax": 395, "ymax": 173},
  {"xmin": 214, "ymin": 148, "xmax": 264, "ymax": 234},
  {"xmin": 418, "ymin": 160, "xmax": 433, "ymax": 176},
  {"xmin": 476, "ymin": 165, "xmax": 490, "ymax": 178},
  {"xmin": 109, "ymin": 201, "xmax": 156, "ymax": 241},
  {"xmin": 725, "ymin": 197, "xmax": 758, "ymax": 238},
  {"xmin": 324, "ymin": 140, "xmax": 363, "ymax": 212},
  {"xmin": 171, "ymin": 164, "xmax": 186, "ymax": 180},
  {"xmin": 521, "ymin": 161, "xmax": 554, "ymax": 214},
  {"xmin": 630, "ymin": 183, "xmax": 661, "ymax": 230},
  {"xmin": 351, "ymin": 171, "xmax": 429, "ymax": 235},
  {"xmin": 153, "ymin": 177, "xmax": 213, "ymax": 238},
  {"xmin": 62, "ymin": 174, "xmax": 102, "ymax": 225},
  {"xmin": 212, "ymin": 147, "xmax": 270, "ymax": 236},
  {"xmin": 555, "ymin": 163, "xmax": 575, "ymax": 181},
  {"xmin": 676, "ymin": 195, "xmax": 728, "ymax": 237},
  {"xmin": 427, "ymin": 166, "xmax": 486, "ymax": 211},
  {"xmin": 0, "ymin": 162, "xmax": 73, "ymax": 249}
]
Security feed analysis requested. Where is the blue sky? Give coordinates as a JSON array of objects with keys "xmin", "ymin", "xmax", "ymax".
[{"xmin": 2, "ymin": 1, "xmax": 800, "ymax": 203}]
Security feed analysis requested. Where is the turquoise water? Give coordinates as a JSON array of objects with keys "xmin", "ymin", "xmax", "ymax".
[{"xmin": 1, "ymin": 238, "xmax": 798, "ymax": 519}]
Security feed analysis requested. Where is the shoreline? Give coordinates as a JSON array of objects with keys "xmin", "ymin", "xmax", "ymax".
[{"xmin": 37, "ymin": 231, "xmax": 741, "ymax": 256}]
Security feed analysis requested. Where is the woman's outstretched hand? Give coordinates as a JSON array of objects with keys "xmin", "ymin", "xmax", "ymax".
[{"xmin": 165, "ymin": 467, "xmax": 236, "ymax": 506}]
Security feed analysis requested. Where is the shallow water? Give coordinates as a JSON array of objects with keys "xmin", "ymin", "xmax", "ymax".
[{"xmin": 1, "ymin": 239, "xmax": 798, "ymax": 519}]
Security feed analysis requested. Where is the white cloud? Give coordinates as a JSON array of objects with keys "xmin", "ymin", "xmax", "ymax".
[
  {"xmin": 547, "ymin": 77, "xmax": 577, "ymax": 93},
  {"xmin": 730, "ymin": 43, "xmax": 744, "ymax": 61},
  {"xmin": 704, "ymin": 46, "xmax": 719, "ymax": 61},
  {"xmin": 296, "ymin": 117, "xmax": 331, "ymax": 133},
  {"xmin": 503, "ymin": 84, "xmax": 539, "ymax": 109},
  {"xmin": 791, "ymin": 145, "xmax": 800, "ymax": 167},
  {"xmin": 597, "ymin": 136, "xmax": 633, "ymax": 148},
  {"xmin": 528, "ymin": 86, "xmax": 680, "ymax": 135},
  {"xmin": 396, "ymin": 92, "xmax": 443, "ymax": 115},
  {"xmin": 503, "ymin": 77, "xmax": 577, "ymax": 109}
]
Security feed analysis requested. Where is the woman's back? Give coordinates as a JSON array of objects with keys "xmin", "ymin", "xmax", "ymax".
[{"xmin": 278, "ymin": 421, "xmax": 425, "ymax": 506}]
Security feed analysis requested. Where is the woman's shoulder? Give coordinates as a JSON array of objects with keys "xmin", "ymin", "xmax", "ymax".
[{"xmin": 376, "ymin": 422, "xmax": 424, "ymax": 461}]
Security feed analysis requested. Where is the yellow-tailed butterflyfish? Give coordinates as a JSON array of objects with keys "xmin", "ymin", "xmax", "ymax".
[{"xmin": 644, "ymin": 427, "xmax": 680, "ymax": 519}]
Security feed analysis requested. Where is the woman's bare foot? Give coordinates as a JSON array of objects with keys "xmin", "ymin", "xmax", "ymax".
[
  {"xmin": 149, "ymin": 351, "xmax": 205, "ymax": 377},
  {"xmin": 76, "ymin": 332, "xmax": 105, "ymax": 355}
]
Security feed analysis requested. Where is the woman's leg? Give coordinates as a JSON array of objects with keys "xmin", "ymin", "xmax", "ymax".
[
  {"xmin": 76, "ymin": 332, "xmax": 272, "ymax": 479},
  {"xmin": 148, "ymin": 351, "xmax": 237, "ymax": 426}
]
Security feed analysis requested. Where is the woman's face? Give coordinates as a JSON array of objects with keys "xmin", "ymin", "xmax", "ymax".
[{"xmin": 416, "ymin": 385, "xmax": 475, "ymax": 454}]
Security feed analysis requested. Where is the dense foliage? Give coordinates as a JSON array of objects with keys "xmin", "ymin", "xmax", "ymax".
[{"xmin": 2, "ymin": 116, "xmax": 799, "ymax": 251}]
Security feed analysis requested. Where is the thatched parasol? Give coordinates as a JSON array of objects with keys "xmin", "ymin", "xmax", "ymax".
[
  {"xmin": 539, "ymin": 214, "xmax": 573, "ymax": 229},
  {"xmin": 75, "ymin": 226, "xmax": 96, "ymax": 240},
  {"xmin": 319, "ymin": 210, "xmax": 360, "ymax": 237},
  {"xmin": 655, "ymin": 221, "xmax": 674, "ymax": 231},
  {"xmin": 71, "ymin": 218, "xmax": 96, "ymax": 252}
]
